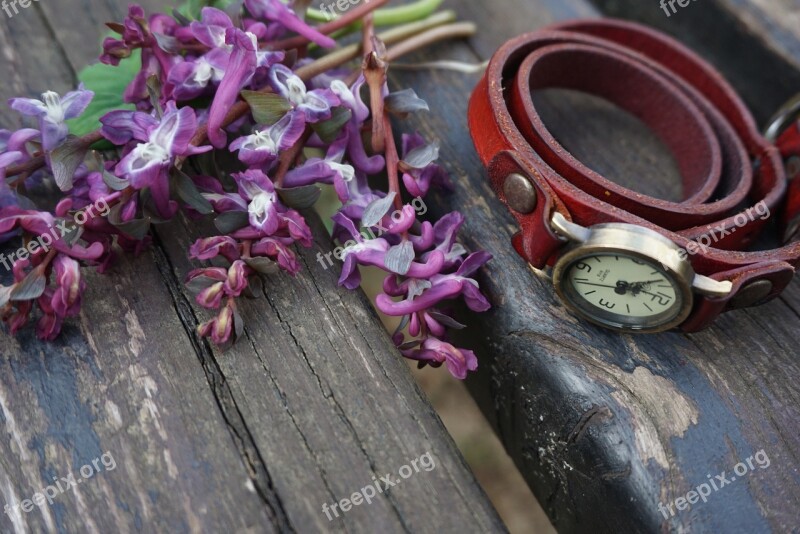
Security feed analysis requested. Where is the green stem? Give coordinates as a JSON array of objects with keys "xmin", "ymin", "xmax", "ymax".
[{"xmin": 307, "ymin": 0, "xmax": 443, "ymax": 25}]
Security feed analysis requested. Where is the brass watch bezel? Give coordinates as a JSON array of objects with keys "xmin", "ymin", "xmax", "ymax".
[{"xmin": 551, "ymin": 218, "xmax": 697, "ymax": 333}]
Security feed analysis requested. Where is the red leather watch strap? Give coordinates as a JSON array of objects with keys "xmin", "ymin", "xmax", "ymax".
[{"xmin": 468, "ymin": 18, "xmax": 800, "ymax": 329}]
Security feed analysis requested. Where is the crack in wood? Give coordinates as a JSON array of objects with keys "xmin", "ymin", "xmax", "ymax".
[{"xmin": 150, "ymin": 232, "xmax": 294, "ymax": 532}]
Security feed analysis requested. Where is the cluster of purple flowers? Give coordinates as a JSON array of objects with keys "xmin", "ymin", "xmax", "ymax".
[{"xmin": 0, "ymin": 0, "xmax": 490, "ymax": 379}]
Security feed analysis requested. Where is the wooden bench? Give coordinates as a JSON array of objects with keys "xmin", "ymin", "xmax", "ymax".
[{"xmin": 1, "ymin": 0, "xmax": 799, "ymax": 532}]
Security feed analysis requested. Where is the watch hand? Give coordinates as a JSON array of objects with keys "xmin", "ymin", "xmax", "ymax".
[
  {"xmin": 625, "ymin": 279, "xmax": 662, "ymax": 296},
  {"xmin": 574, "ymin": 281, "xmax": 618, "ymax": 290},
  {"xmin": 630, "ymin": 279, "xmax": 661, "ymax": 287}
]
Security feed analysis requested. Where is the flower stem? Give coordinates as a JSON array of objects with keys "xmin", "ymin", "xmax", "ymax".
[
  {"xmin": 5, "ymin": 130, "xmax": 104, "ymax": 182},
  {"xmin": 383, "ymin": 113, "xmax": 403, "ymax": 212},
  {"xmin": 385, "ymin": 22, "xmax": 477, "ymax": 61},
  {"xmin": 306, "ymin": 0, "xmax": 443, "ymax": 26},
  {"xmin": 189, "ymin": 12, "xmax": 463, "ymax": 149},
  {"xmin": 267, "ymin": 0, "xmax": 390, "ymax": 51},
  {"xmin": 274, "ymin": 127, "xmax": 313, "ymax": 187}
]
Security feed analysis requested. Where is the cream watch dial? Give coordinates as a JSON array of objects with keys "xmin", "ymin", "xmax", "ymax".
[
  {"xmin": 556, "ymin": 250, "xmax": 687, "ymax": 331},
  {"xmin": 549, "ymin": 216, "xmax": 728, "ymax": 333},
  {"xmin": 567, "ymin": 254, "xmax": 678, "ymax": 319}
]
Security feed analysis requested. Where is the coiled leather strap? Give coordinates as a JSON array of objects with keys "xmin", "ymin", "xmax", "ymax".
[{"xmin": 468, "ymin": 18, "xmax": 800, "ymax": 331}]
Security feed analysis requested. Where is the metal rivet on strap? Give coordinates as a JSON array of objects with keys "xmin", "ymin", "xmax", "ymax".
[
  {"xmin": 729, "ymin": 279, "xmax": 774, "ymax": 309},
  {"xmin": 503, "ymin": 173, "xmax": 537, "ymax": 214}
]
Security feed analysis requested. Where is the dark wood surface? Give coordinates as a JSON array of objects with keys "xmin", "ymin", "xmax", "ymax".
[
  {"xmin": 390, "ymin": 0, "xmax": 800, "ymax": 533},
  {"xmin": 0, "ymin": 2, "xmax": 505, "ymax": 533}
]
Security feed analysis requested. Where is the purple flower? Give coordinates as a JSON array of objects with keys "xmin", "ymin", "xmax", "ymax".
[
  {"xmin": 197, "ymin": 279, "xmax": 226, "ymax": 309},
  {"xmin": 269, "ymin": 65, "xmax": 339, "ymax": 123},
  {"xmin": 0, "ymin": 151, "xmax": 23, "ymax": 243},
  {"xmin": 171, "ymin": 8, "xmax": 283, "ymax": 104},
  {"xmin": 100, "ymin": 4, "xmax": 148, "ymax": 65},
  {"xmin": 233, "ymin": 169, "xmax": 282, "ymax": 234},
  {"xmin": 169, "ymin": 56, "xmax": 226, "ymax": 101},
  {"xmin": 190, "ymin": 7, "xmax": 234, "ymax": 49},
  {"xmin": 0, "ymin": 210, "xmax": 105, "ymax": 262},
  {"xmin": 9, "ymin": 86, "xmax": 94, "ymax": 151},
  {"xmin": 50, "ymin": 254, "xmax": 85, "ymax": 317},
  {"xmin": 188, "ymin": 260, "xmax": 252, "ymax": 304},
  {"xmin": 401, "ymin": 133, "xmax": 452, "ymax": 197},
  {"xmin": 224, "ymin": 169, "xmax": 313, "ymax": 246},
  {"xmin": 244, "ymin": 0, "xmax": 336, "ymax": 48},
  {"xmin": 283, "ymin": 140, "xmax": 355, "ymax": 201},
  {"xmin": 401, "ymin": 338, "xmax": 478, "ymax": 380},
  {"xmin": 251, "ymin": 236, "xmax": 301, "ymax": 274},
  {"xmin": 329, "ymin": 78, "xmax": 384, "ymax": 175},
  {"xmin": 197, "ymin": 299, "xmax": 237, "ymax": 345},
  {"xmin": 230, "ymin": 111, "xmax": 306, "ymax": 166},
  {"xmin": 425, "ymin": 212, "xmax": 468, "ymax": 269},
  {"xmin": 375, "ymin": 252, "xmax": 492, "ymax": 316},
  {"xmin": 208, "ymin": 28, "xmax": 258, "ymax": 148},
  {"xmin": 190, "ymin": 236, "xmax": 241, "ymax": 263},
  {"xmin": 107, "ymin": 102, "xmax": 210, "ymax": 217},
  {"xmin": 168, "ymin": 8, "xmax": 235, "ymax": 101},
  {"xmin": 0, "ymin": 128, "xmax": 40, "ymax": 160},
  {"xmin": 332, "ymin": 213, "xmax": 445, "ymax": 290}
]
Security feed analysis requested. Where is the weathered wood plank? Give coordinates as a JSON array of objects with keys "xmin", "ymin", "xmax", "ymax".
[
  {"xmin": 388, "ymin": 0, "xmax": 800, "ymax": 532},
  {"xmin": 0, "ymin": 1, "xmax": 505, "ymax": 532},
  {"xmin": 590, "ymin": 0, "xmax": 800, "ymax": 124}
]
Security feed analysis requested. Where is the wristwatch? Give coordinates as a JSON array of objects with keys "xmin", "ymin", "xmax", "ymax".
[{"xmin": 468, "ymin": 18, "xmax": 800, "ymax": 333}]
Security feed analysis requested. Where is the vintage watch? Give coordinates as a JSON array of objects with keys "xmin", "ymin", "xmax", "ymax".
[{"xmin": 468, "ymin": 19, "xmax": 800, "ymax": 333}]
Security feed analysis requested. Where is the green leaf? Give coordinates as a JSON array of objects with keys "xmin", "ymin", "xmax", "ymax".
[
  {"xmin": 101, "ymin": 168, "xmax": 130, "ymax": 191},
  {"xmin": 108, "ymin": 203, "xmax": 152, "ymax": 240},
  {"xmin": 178, "ymin": 0, "xmax": 209, "ymax": 19},
  {"xmin": 362, "ymin": 192, "xmax": 396, "ymax": 228},
  {"xmin": 385, "ymin": 89, "xmax": 429, "ymax": 115},
  {"xmin": 214, "ymin": 211, "xmax": 250, "ymax": 234},
  {"xmin": 50, "ymin": 136, "xmax": 89, "ymax": 191},
  {"xmin": 276, "ymin": 185, "xmax": 321, "ymax": 210},
  {"xmin": 385, "ymin": 240, "xmax": 415, "ymax": 275},
  {"xmin": 241, "ymin": 91, "xmax": 293, "ymax": 125},
  {"xmin": 10, "ymin": 269, "xmax": 47, "ymax": 301},
  {"xmin": 67, "ymin": 49, "xmax": 141, "ymax": 142},
  {"xmin": 63, "ymin": 225, "xmax": 84, "ymax": 247},
  {"xmin": 311, "ymin": 106, "xmax": 351, "ymax": 143},
  {"xmin": 0, "ymin": 286, "xmax": 12, "ymax": 308},
  {"xmin": 244, "ymin": 257, "xmax": 280, "ymax": 275},
  {"xmin": 186, "ymin": 275, "xmax": 222, "ymax": 295},
  {"xmin": 401, "ymin": 141, "xmax": 439, "ymax": 170},
  {"xmin": 174, "ymin": 170, "xmax": 214, "ymax": 215}
]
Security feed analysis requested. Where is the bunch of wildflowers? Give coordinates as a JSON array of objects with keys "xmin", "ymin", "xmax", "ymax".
[{"xmin": 0, "ymin": 0, "xmax": 489, "ymax": 379}]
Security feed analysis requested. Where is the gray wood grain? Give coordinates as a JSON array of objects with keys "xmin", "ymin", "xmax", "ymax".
[{"xmin": 0, "ymin": 2, "xmax": 505, "ymax": 533}]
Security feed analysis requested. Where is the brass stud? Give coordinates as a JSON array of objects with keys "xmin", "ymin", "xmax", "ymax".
[
  {"xmin": 503, "ymin": 173, "xmax": 537, "ymax": 214},
  {"xmin": 729, "ymin": 279, "xmax": 774, "ymax": 309}
]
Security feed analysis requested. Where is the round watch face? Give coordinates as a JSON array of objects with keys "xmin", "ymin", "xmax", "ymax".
[{"xmin": 556, "ymin": 252, "xmax": 688, "ymax": 332}]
